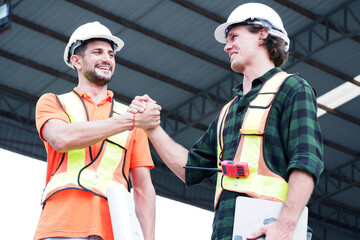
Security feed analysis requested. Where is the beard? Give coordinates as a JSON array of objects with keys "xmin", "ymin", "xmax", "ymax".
[{"xmin": 83, "ymin": 63, "xmax": 113, "ymax": 86}]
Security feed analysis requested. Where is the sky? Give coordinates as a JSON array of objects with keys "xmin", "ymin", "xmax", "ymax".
[{"xmin": 0, "ymin": 148, "xmax": 213, "ymax": 240}]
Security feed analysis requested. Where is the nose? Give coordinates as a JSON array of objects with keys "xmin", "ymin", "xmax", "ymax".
[
  {"xmin": 224, "ymin": 41, "xmax": 232, "ymax": 53},
  {"xmin": 102, "ymin": 53, "xmax": 112, "ymax": 63}
]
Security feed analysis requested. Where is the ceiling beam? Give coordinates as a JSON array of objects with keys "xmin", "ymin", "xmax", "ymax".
[
  {"xmin": 311, "ymin": 157, "xmax": 360, "ymax": 206},
  {"xmin": 283, "ymin": 1, "xmax": 360, "ymax": 69},
  {"xmin": 170, "ymin": 0, "xmax": 225, "ymax": 23},
  {"xmin": 292, "ymin": 52, "xmax": 360, "ymax": 87},
  {"xmin": 323, "ymin": 139, "xmax": 360, "ymax": 157},
  {"xmin": 0, "ymin": 82, "xmax": 38, "ymax": 102},
  {"xmin": 309, "ymin": 211, "xmax": 360, "ymax": 237},
  {"xmin": 275, "ymin": 0, "xmax": 360, "ymax": 43},
  {"xmin": 318, "ymin": 103, "xmax": 360, "ymax": 126}
]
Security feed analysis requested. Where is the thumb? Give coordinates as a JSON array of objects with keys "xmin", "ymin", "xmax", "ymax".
[
  {"xmin": 247, "ymin": 228, "xmax": 265, "ymax": 239},
  {"xmin": 136, "ymin": 94, "xmax": 156, "ymax": 103}
]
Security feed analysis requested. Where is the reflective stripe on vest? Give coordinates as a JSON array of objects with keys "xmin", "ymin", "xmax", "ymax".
[
  {"xmin": 214, "ymin": 72, "xmax": 292, "ymax": 209},
  {"xmin": 41, "ymin": 91, "xmax": 132, "ymax": 204}
]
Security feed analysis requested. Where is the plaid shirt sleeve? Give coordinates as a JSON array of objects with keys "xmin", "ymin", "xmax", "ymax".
[
  {"xmin": 185, "ymin": 118, "xmax": 219, "ymax": 187},
  {"xmin": 280, "ymin": 75, "xmax": 324, "ymax": 185}
]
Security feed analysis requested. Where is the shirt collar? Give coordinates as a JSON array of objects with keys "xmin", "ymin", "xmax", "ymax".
[
  {"xmin": 73, "ymin": 87, "xmax": 113, "ymax": 104},
  {"xmin": 233, "ymin": 67, "xmax": 283, "ymax": 95}
]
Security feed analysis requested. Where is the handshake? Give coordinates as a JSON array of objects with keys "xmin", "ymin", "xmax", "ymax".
[{"xmin": 127, "ymin": 94, "xmax": 162, "ymax": 130}]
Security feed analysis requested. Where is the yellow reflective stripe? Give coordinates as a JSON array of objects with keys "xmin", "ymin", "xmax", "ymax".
[
  {"xmin": 222, "ymin": 172, "xmax": 288, "ymax": 201},
  {"xmin": 97, "ymin": 143, "xmax": 124, "ymax": 183},
  {"xmin": 59, "ymin": 92, "xmax": 86, "ymax": 170},
  {"xmin": 81, "ymin": 156, "xmax": 121, "ymax": 196},
  {"xmin": 239, "ymin": 136, "xmax": 261, "ymax": 169},
  {"xmin": 107, "ymin": 101, "xmax": 130, "ymax": 146},
  {"xmin": 240, "ymin": 108, "xmax": 269, "ymax": 135},
  {"xmin": 216, "ymin": 106, "xmax": 227, "ymax": 161},
  {"xmin": 216, "ymin": 99, "xmax": 236, "ymax": 161},
  {"xmin": 41, "ymin": 171, "xmax": 79, "ymax": 202},
  {"xmin": 97, "ymin": 101, "xmax": 130, "ymax": 193},
  {"xmin": 214, "ymin": 173, "xmax": 223, "ymax": 208},
  {"xmin": 250, "ymin": 94, "xmax": 274, "ymax": 108},
  {"xmin": 223, "ymin": 135, "xmax": 288, "ymax": 201},
  {"xmin": 68, "ymin": 149, "xmax": 86, "ymax": 172},
  {"xmin": 241, "ymin": 72, "xmax": 291, "ymax": 135},
  {"xmin": 60, "ymin": 92, "xmax": 86, "ymax": 123},
  {"xmin": 257, "ymin": 72, "xmax": 290, "ymax": 93}
]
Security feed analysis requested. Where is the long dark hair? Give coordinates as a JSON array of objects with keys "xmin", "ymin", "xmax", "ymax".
[{"xmin": 247, "ymin": 25, "xmax": 289, "ymax": 67}]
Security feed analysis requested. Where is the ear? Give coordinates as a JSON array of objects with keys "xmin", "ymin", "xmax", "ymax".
[
  {"xmin": 70, "ymin": 55, "xmax": 82, "ymax": 70},
  {"xmin": 258, "ymin": 28, "xmax": 269, "ymax": 40}
]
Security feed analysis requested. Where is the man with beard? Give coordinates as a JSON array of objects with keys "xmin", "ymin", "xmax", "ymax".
[{"xmin": 34, "ymin": 22, "xmax": 161, "ymax": 240}]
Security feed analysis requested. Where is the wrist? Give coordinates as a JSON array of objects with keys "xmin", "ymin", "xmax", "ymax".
[
  {"xmin": 132, "ymin": 113, "xmax": 135, "ymax": 130},
  {"xmin": 113, "ymin": 112, "xmax": 135, "ymax": 131}
]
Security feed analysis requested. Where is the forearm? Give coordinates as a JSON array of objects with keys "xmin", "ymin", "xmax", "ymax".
[
  {"xmin": 43, "ymin": 113, "xmax": 133, "ymax": 152},
  {"xmin": 277, "ymin": 169, "xmax": 314, "ymax": 228},
  {"xmin": 132, "ymin": 167, "xmax": 156, "ymax": 240},
  {"xmin": 146, "ymin": 126, "xmax": 189, "ymax": 182},
  {"xmin": 248, "ymin": 169, "xmax": 315, "ymax": 239},
  {"xmin": 134, "ymin": 186, "xmax": 156, "ymax": 240}
]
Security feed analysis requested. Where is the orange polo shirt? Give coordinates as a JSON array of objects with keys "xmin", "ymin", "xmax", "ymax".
[{"xmin": 34, "ymin": 88, "xmax": 153, "ymax": 240}]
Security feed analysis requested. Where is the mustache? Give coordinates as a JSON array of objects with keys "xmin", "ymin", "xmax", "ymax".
[{"xmin": 95, "ymin": 62, "xmax": 113, "ymax": 71}]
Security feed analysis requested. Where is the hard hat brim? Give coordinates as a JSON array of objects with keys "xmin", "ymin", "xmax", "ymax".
[{"xmin": 214, "ymin": 21, "xmax": 242, "ymax": 44}]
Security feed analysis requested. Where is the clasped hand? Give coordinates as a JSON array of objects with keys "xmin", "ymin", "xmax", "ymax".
[{"xmin": 128, "ymin": 94, "xmax": 162, "ymax": 130}]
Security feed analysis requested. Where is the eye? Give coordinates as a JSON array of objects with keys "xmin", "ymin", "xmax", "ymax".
[{"xmin": 226, "ymin": 34, "xmax": 237, "ymax": 43}]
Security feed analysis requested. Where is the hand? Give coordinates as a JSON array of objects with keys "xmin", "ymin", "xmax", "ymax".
[
  {"xmin": 134, "ymin": 102, "xmax": 162, "ymax": 130},
  {"xmin": 247, "ymin": 220, "xmax": 294, "ymax": 240},
  {"xmin": 128, "ymin": 94, "xmax": 157, "ymax": 114}
]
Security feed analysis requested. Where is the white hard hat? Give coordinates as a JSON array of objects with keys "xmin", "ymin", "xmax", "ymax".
[
  {"xmin": 214, "ymin": 3, "xmax": 290, "ymax": 52},
  {"xmin": 64, "ymin": 21, "xmax": 124, "ymax": 69}
]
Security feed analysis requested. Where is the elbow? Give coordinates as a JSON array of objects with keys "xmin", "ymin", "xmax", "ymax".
[{"xmin": 49, "ymin": 134, "xmax": 71, "ymax": 152}]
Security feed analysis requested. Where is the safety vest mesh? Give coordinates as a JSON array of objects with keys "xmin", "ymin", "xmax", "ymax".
[
  {"xmin": 41, "ymin": 91, "xmax": 132, "ymax": 204},
  {"xmin": 214, "ymin": 72, "xmax": 292, "ymax": 209}
]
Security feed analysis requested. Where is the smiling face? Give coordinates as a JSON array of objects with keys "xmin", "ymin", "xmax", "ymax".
[
  {"xmin": 75, "ymin": 40, "xmax": 116, "ymax": 86},
  {"xmin": 224, "ymin": 25, "xmax": 260, "ymax": 73}
]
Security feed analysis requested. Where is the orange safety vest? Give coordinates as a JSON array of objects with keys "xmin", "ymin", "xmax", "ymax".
[
  {"xmin": 41, "ymin": 91, "xmax": 132, "ymax": 204},
  {"xmin": 214, "ymin": 72, "xmax": 292, "ymax": 209}
]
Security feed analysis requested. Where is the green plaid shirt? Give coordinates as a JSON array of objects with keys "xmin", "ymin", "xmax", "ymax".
[{"xmin": 185, "ymin": 67, "xmax": 324, "ymax": 240}]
